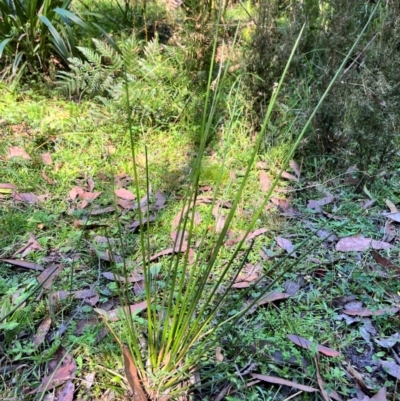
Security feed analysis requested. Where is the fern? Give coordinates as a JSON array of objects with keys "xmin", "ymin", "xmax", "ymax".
[{"xmin": 57, "ymin": 33, "xmax": 195, "ymax": 130}]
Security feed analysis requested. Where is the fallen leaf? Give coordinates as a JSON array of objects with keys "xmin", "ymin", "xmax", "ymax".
[
  {"xmin": 69, "ymin": 186, "xmax": 85, "ymax": 200},
  {"xmin": 287, "ymin": 334, "xmax": 341, "ymax": 357},
  {"xmin": 345, "ymin": 362, "xmax": 372, "ymax": 393},
  {"xmin": 115, "ymin": 188, "xmax": 136, "ymax": 201},
  {"xmin": 73, "ymin": 288, "xmax": 97, "ymax": 299},
  {"xmin": 380, "ymin": 360, "xmax": 400, "ymax": 380},
  {"xmin": 128, "ymin": 215, "xmax": 156, "ymax": 232},
  {"xmin": 36, "ymin": 352, "xmax": 76, "ymax": 392},
  {"xmin": 13, "ymin": 234, "xmax": 44, "ymax": 258},
  {"xmin": 281, "ymin": 171, "xmax": 299, "ymax": 182},
  {"xmin": 37, "ymin": 264, "xmax": 65, "ymax": 289},
  {"xmin": 0, "ymin": 258, "xmax": 43, "ymax": 271},
  {"xmin": 41, "ymin": 153, "xmax": 53, "ymax": 165},
  {"xmin": 105, "ymin": 301, "xmax": 148, "ymax": 322},
  {"xmin": 87, "ymin": 177, "xmax": 95, "ymax": 192},
  {"xmin": 245, "ymin": 292, "xmax": 290, "ymax": 314},
  {"xmin": 114, "ymin": 173, "xmax": 132, "ymax": 188},
  {"xmin": 57, "ymin": 381, "xmax": 75, "ymax": 401},
  {"xmin": 385, "ymin": 199, "xmax": 398, "ymax": 213},
  {"xmin": 97, "ymin": 251, "xmax": 123, "ymax": 263},
  {"xmin": 250, "ymin": 373, "xmax": 317, "ymax": 392},
  {"xmin": 383, "ymin": 221, "xmax": 396, "ymax": 242},
  {"xmin": 0, "ymin": 183, "xmax": 16, "ymax": 189},
  {"xmin": 307, "ymin": 193, "xmax": 334, "ymax": 211},
  {"xmin": 276, "ymin": 237, "xmax": 297, "ymax": 257},
  {"xmin": 374, "ymin": 333, "xmax": 400, "ymax": 348},
  {"xmin": 362, "ymin": 199, "xmax": 376, "ymax": 209},
  {"xmin": 382, "ymin": 212, "xmax": 400, "ymax": 223},
  {"xmin": 80, "ymin": 191, "xmax": 102, "ymax": 201},
  {"xmin": 83, "ymin": 372, "xmax": 95, "ymax": 389},
  {"xmin": 149, "ymin": 247, "xmax": 194, "ymax": 263},
  {"xmin": 314, "ymin": 357, "xmax": 342, "ymax": 401},
  {"xmin": 41, "ymin": 170, "xmax": 55, "ymax": 185},
  {"xmin": 331, "ymin": 295, "xmax": 357, "ymax": 309},
  {"xmin": 117, "ymin": 198, "xmax": 134, "ymax": 209},
  {"xmin": 258, "ymin": 292, "xmax": 290, "ymax": 306},
  {"xmin": 102, "ymin": 272, "xmax": 144, "ymax": 283},
  {"xmin": 154, "ymin": 190, "xmax": 166, "ymax": 210},
  {"xmin": 289, "ymin": 160, "xmax": 301, "ymax": 179},
  {"xmin": 33, "ymin": 316, "xmax": 52, "ymax": 347},
  {"xmin": 370, "ymin": 387, "xmax": 387, "ymax": 401},
  {"xmin": 284, "ymin": 280, "xmax": 300, "ymax": 296},
  {"xmin": 371, "ymin": 249, "xmax": 400, "ymax": 274},
  {"xmin": 7, "ymin": 146, "xmax": 31, "ymax": 160},
  {"xmin": 336, "ymin": 235, "xmax": 392, "ymax": 252},
  {"xmin": 259, "ymin": 171, "xmax": 271, "ymax": 192},
  {"xmin": 216, "ymin": 347, "xmax": 224, "ymax": 362},
  {"xmin": 171, "ymin": 230, "xmax": 189, "ymax": 252},
  {"xmin": 90, "ymin": 206, "xmax": 115, "ymax": 215},
  {"xmin": 343, "ymin": 307, "xmax": 399, "ymax": 317},
  {"xmin": 12, "ymin": 192, "xmax": 39, "ymax": 203},
  {"xmin": 123, "ymin": 345, "xmax": 148, "ymax": 401}
]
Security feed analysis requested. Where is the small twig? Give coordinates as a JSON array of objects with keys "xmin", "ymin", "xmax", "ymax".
[{"xmin": 342, "ymin": 33, "xmax": 378, "ymax": 77}]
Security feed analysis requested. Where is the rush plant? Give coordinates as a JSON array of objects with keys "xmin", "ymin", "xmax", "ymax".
[{"xmin": 99, "ymin": 3, "xmax": 381, "ymax": 399}]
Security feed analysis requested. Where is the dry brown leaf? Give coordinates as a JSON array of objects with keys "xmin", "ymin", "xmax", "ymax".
[
  {"xmin": 97, "ymin": 251, "xmax": 123, "ymax": 263},
  {"xmin": 87, "ymin": 177, "xmax": 95, "ymax": 192},
  {"xmin": 13, "ymin": 234, "xmax": 44, "ymax": 258},
  {"xmin": 380, "ymin": 360, "xmax": 400, "ymax": 379},
  {"xmin": 383, "ymin": 221, "xmax": 396, "ymax": 243},
  {"xmin": 371, "ymin": 249, "xmax": 400, "ymax": 275},
  {"xmin": 116, "ymin": 198, "xmax": 134, "ymax": 209},
  {"xmin": 7, "ymin": 146, "xmax": 31, "ymax": 160},
  {"xmin": 102, "ymin": 272, "xmax": 144, "ymax": 283},
  {"xmin": 36, "ymin": 352, "xmax": 76, "ymax": 392},
  {"xmin": 382, "ymin": 212, "xmax": 400, "ymax": 223},
  {"xmin": 115, "ymin": 188, "xmax": 136, "ymax": 201},
  {"xmin": 307, "ymin": 193, "xmax": 334, "ymax": 211},
  {"xmin": 281, "ymin": 171, "xmax": 299, "ymax": 182},
  {"xmin": 259, "ymin": 170, "xmax": 271, "ymax": 192},
  {"xmin": 154, "ymin": 190, "xmax": 166, "ymax": 210},
  {"xmin": 215, "ymin": 347, "xmax": 224, "ymax": 362},
  {"xmin": 37, "ymin": 264, "xmax": 65, "ymax": 289},
  {"xmin": 57, "ymin": 381, "xmax": 75, "ymax": 401},
  {"xmin": 41, "ymin": 153, "xmax": 53, "ymax": 165},
  {"xmin": 343, "ymin": 307, "xmax": 399, "ymax": 317},
  {"xmin": 12, "ymin": 192, "xmax": 39, "ymax": 203},
  {"xmin": 41, "ymin": 170, "xmax": 55, "ymax": 185},
  {"xmin": 73, "ymin": 288, "xmax": 97, "ymax": 299},
  {"xmin": 80, "ymin": 191, "xmax": 102, "ymax": 201},
  {"xmin": 33, "ymin": 316, "xmax": 52, "ymax": 347},
  {"xmin": 385, "ymin": 199, "xmax": 398, "ymax": 213},
  {"xmin": 129, "ymin": 215, "xmax": 156, "ymax": 232},
  {"xmin": 90, "ymin": 206, "xmax": 115, "ymax": 215},
  {"xmin": 245, "ymin": 292, "xmax": 290, "ymax": 314},
  {"xmin": 276, "ymin": 237, "xmax": 297, "ymax": 257},
  {"xmin": 250, "ymin": 373, "xmax": 317, "ymax": 392},
  {"xmin": 289, "ymin": 160, "xmax": 301, "ymax": 179},
  {"xmin": 106, "ymin": 301, "xmax": 148, "ymax": 322},
  {"xmin": 287, "ymin": 334, "xmax": 341, "ymax": 357},
  {"xmin": 122, "ymin": 345, "xmax": 148, "ymax": 401},
  {"xmin": 0, "ymin": 258, "xmax": 43, "ymax": 271},
  {"xmin": 69, "ymin": 186, "xmax": 85, "ymax": 200},
  {"xmin": 336, "ymin": 235, "xmax": 392, "ymax": 252}
]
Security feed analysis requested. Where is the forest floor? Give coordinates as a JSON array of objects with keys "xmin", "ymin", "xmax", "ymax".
[{"xmin": 1, "ymin": 85, "xmax": 400, "ymax": 401}]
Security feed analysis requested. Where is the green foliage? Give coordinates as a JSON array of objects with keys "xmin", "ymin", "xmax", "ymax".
[
  {"xmin": 0, "ymin": 0, "xmax": 91, "ymax": 83},
  {"xmin": 250, "ymin": 0, "xmax": 400, "ymax": 180},
  {"xmin": 57, "ymin": 34, "xmax": 194, "ymax": 130}
]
